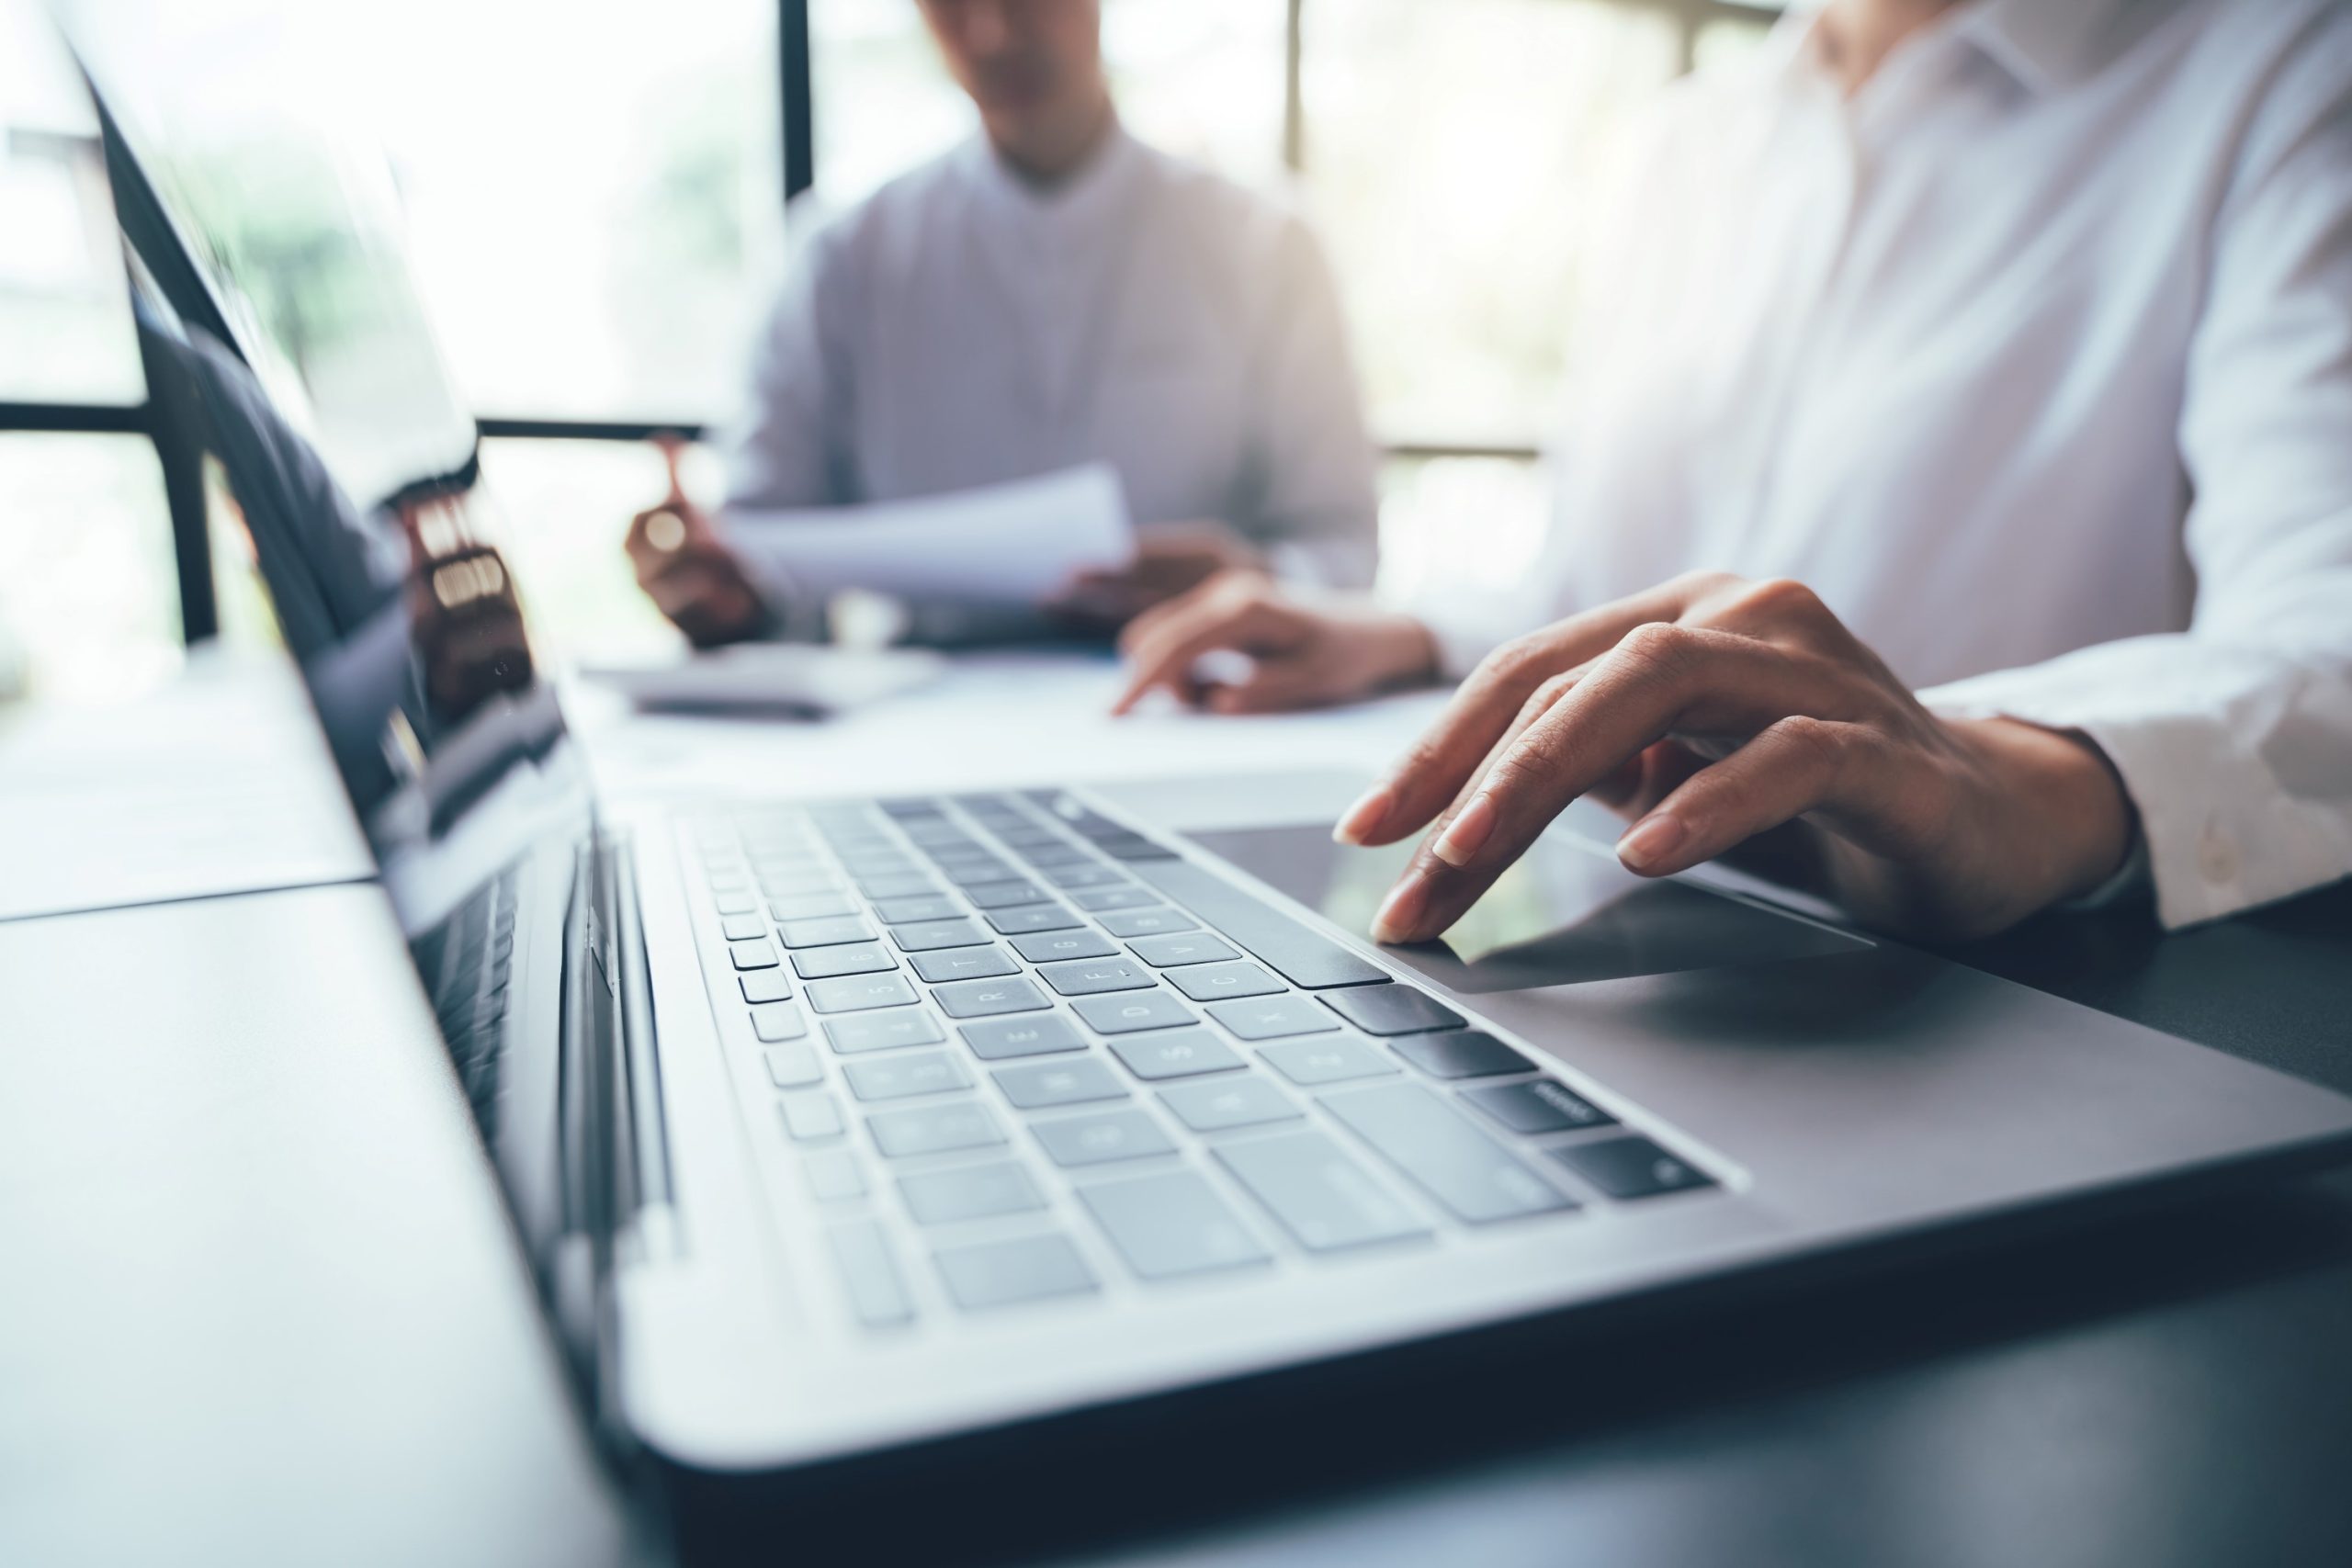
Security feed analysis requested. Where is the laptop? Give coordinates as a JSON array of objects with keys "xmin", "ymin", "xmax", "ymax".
[{"xmin": 78, "ymin": 21, "xmax": 2352, "ymax": 1547}]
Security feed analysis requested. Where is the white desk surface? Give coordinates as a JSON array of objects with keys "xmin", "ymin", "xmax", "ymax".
[{"xmin": 569, "ymin": 649, "xmax": 1448, "ymax": 807}]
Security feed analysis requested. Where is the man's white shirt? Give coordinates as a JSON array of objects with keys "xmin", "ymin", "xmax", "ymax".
[
  {"xmin": 719, "ymin": 120, "xmax": 1380, "ymax": 635},
  {"xmin": 1419, "ymin": 0, "xmax": 2352, "ymax": 929}
]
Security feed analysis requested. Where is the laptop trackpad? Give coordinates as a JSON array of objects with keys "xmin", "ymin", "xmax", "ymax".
[{"xmin": 1182, "ymin": 821, "xmax": 1870, "ymax": 992}]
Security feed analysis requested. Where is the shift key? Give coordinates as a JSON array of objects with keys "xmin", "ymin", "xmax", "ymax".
[
  {"xmin": 1319, "ymin": 1083, "xmax": 1575, "ymax": 1224},
  {"xmin": 1214, "ymin": 1131, "xmax": 1428, "ymax": 1252}
]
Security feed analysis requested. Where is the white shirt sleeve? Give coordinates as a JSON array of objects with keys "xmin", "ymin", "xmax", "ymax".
[
  {"xmin": 713, "ymin": 220, "xmax": 866, "ymax": 639},
  {"xmin": 1239, "ymin": 215, "xmax": 1381, "ymax": 591},
  {"xmin": 1921, "ymin": 35, "xmax": 2352, "ymax": 930}
]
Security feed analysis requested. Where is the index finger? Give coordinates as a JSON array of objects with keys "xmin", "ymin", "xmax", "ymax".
[
  {"xmin": 1110, "ymin": 592, "xmax": 1253, "ymax": 715},
  {"xmin": 1374, "ymin": 626, "xmax": 1823, "ymax": 943},
  {"xmin": 1353, "ymin": 574, "xmax": 1732, "ymax": 848}
]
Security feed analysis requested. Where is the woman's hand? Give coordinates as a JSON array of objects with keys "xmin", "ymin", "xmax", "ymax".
[
  {"xmin": 1340, "ymin": 571, "xmax": 2134, "ymax": 944},
  {"xmin": 1045, "ymin": 519, "xmax": 1264, "ymax": 630},
  {"xmin": 1111, "ymin": 574, "xmax": 1440, "ymax": 716}
]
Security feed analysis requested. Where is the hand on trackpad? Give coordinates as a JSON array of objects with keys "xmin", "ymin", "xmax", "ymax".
[{"xmin": 1183, "ymin": 821, "xmax": 1868, "ymax": 993}]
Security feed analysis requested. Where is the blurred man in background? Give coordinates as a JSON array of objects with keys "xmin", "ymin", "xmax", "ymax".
[
  {"xmin": 1115, "ymin": 0, "xmax": 2352, "ymax": 948},
  {"xmin": 630, "ymin": 0, "xmax": 1377, "ymax": 647}
]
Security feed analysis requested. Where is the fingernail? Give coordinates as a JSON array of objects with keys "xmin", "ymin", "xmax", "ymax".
[
  {"xmin": 1430, "ymin": 794, "xmax": 1497, "ymax": 868},
  {"xmin": 1617, "ymin": 813, "xmax": 1685, "ymax": 871},
  {"xmin": 1368, "ymin": 869, "xmax": 1430, "ymax": 945},
  {"xmin": 1332, "ymin": 783, "xmax": 1393, "ymax": 845}
]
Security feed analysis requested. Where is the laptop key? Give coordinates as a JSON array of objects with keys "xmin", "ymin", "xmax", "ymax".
[
  {"xmin": 1033, "ymin": 1109, "xmax": 1178, "ymax": 1168},
  {"xmin": 843, "ymin": 1050, "xmax": 973, "ymax": 1102},
  {"xmin": 1127, "ymin": 932, "xmax": 1239, "ymax": 968},
  {"xmin": 770, "ymin": 892, "xmax": 858, "ymax": 921},
  {"xmin": 1548, "ymin": 1136, "xmax": 1717, "ymax": 1200},
  {"xmin": 780, "ymin": 916, "xmax": 876, "ymax": 950},
  {"xmin": 779, "ymin": 1091, "xmax": 846, "ymax": 1143},
  {"xmin": 1100, "ymin": 908, "xmax": 1200, "ymax": 939},
  {"xmin": 960, "ymin": 879, "xmax": 1049, "ymax": 910},
  {"xmin": 1038, "ymin": 958, "xmax": 1155, "ymax": 997},
  {"xmin": 806, "ymin": 974, "xmax": 921, "ymax": 1014},
  {"xmin": 994, "ymin": 1056, "xmax": 1128, "ymax": 1110},
  {"xmin": 1012, "ymin": 929, "xmax": 1118, "ymax": 964},
  {"xmin": 1320, "ymin": 986, "xmax": 1464, "ymax": 1037},
  {"xmin": 1042, "ymin": 863, "xmax": 1126, "ymax": 889},
  {"xmin": 899, "ymin": 1160, "xmax": 1046, "ymax": 1225},
  {"xmin": 910, "ymin": 945, "xmax": 1019, "ymax": 984},
  {"xmin": 891, "ymin": 919, "xmax": 989, "ymax": 953},
  {"xmin": 1130, "ymin": 862, "xmax": 1391, "ymax": 988},
  {"xmin": 1262, "ymin": 1036, "xmax": 1397, "ymax": 1087},
  {"xmin": 1071, "ymin": 886, "xmax": 1158, "ymax": 913},
  {"xmin": 1013, "ymin": 842, "xmax": 1092, "ymax": 869},
  {"xmin": 751, "ymin": 1001, "xmax": 812, "ymax": 1043},
  {"xmin": 1207, "ymin": 996, "xmax": 1340, "ymax": 1041},
  {"xmin": 729, "ymin": 939, "xmax": 780, "ymax": 971},
  {"xmin": 719, "ymin": 914, "xmax": 766, "ymax": 942},
  {"xmin": 872, "ymin": 895, "xmax": 962, "ymax": 925},
  {"xmin": 1080, "ymin": 1170, "xmax": 1271, "ymax": 1280},
  {"xmin": 713, "ymin": 892, "xmax": 757, "ymax": 917},
  {"xmin": 792, "ymin": 943, "xmax": 899, "ymax": 981},
  {"xmin": 826, "ymin": 1009, "xmax": 946, "ymax": 1055},
  {"xmin": 740, "ymin": 971, "xmax": 793, "ymax": 1005},
  {"xmin": 986, "ymin": 904, "xmax": 1083, "ymax": 935},
  {"xmin": 1109, "ymin": 1028, "xmax": 1246, "ymax": 1080},
  {"xmin": 1160, "ymin": 1076, "xmax": 1299, "ymax": 1132},
  {"xmin": 1072, "ymin": 990, "xmax": 1197, "ymax": 1034},
  {"xmin": 1169, "ymin": 961, "xmax": 1283, "ymax": 1002},
  {"xmin": 855, "ymin": 873, "xmax": 943, "ymax": 901},
  {"xmin": 828, "ymin": 1223, "xmax": 914, "ymax": 1327},
  {"xmin": 764, "ymin": 1041, "xmax": 822, "ymax": 1087},
  {"xmin": 942, "ymin": 859, "xmax": 1018, "ymax": 887},
  {"xmin": 1463, "ymin": 1079, "xmax": 1617, "ymax": 1134},
  {"xmin": 934, "ymin": 1234, "xmax": 1097, "ymax": 1311},
  {"xmin": 960, "ymin": 1013, "xmax": 1086, "ymax": 1060},
  {"xmin": 1320, "ymin": 1083, "xmax": 1575, "ymax": 1224},
  {"xmin": 1391, "ymin": 1031, "xmax": 1533, "ymax": 1079},
  {"xmin": 932, "ymin": 976, "xmax": 1052, "ymax": 1019},
  {"xmin": 1215, "ymin": 1132, "xmax": 1430, "ymax": 1251},
  {"xmin": 868, "ymin": 1100, "xmax": 1005, "ymax": 1158},
  {"xmin": 803, "ymin": 1148, "xmax": 866, "ymax": 1201}
]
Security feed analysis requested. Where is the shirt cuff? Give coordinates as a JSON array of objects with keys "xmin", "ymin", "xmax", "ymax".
[{"xmin": 1920, "ymin": 640, "xmax": 2352, "ymax": 931}]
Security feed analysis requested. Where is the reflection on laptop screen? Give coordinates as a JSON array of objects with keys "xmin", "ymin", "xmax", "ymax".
[
  {"xmin": 58, "ymin": 0, "xmax": 479, "ymax": 510},
  {"xmin": 65, "ymin": 9, "xmax": 612, "ymax": 1333}
]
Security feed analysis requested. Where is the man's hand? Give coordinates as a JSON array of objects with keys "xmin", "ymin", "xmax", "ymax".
[
  {"xmin": 624, "ymin": 439, "xmax": 768, "ymax": 648},
  {"xmin": 1046, "ymin": 519, "xmax": 1263, "ymax": 630},
  {"xmin": 1111, "ymin": 574, "xmax": 1440, "ymax": 716},
  {"xmin": 1339, "ymin": 571, "xmax": 2134, "ymax": 945}
]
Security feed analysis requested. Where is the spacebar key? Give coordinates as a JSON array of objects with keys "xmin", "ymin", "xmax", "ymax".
[{"xmin": 1132, "ymin": 859, "xmax": 1390, "ymax": 989}]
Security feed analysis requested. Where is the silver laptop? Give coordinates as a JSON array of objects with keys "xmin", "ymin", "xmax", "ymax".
[{"xmin": 92, "ymin": 37, "xmax": 2352, "ymax": 1514}]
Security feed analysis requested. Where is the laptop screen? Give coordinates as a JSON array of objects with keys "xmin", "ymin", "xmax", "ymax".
[{"xmin": 66, "ymin": 11, "xmax": 625, "ymax": 1336}]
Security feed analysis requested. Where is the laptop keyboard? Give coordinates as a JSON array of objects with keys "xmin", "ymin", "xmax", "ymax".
[{"xmin": 686, "ymin": 791, "xmax": 1721, "ymax": 1327}]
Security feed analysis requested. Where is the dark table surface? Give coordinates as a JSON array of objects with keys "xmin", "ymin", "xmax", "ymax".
[{"xmin": 1036, "ymin": 879, "xmax": 2352, "ymax": 1568}]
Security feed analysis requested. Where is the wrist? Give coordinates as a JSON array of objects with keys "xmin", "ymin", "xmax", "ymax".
[
  {"xmin": 1954, "ymin": 716, "xmax": 2136, "ymax": 908},
  {"xmin": 1361, "ymin": 613, "xmax": 1442, "ymax": 692}
]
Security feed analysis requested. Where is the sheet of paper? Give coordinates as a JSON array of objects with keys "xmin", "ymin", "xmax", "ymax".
[
  {"xmin": 569, "ymin": 649, "xmax": 1453, "ymax": 806},
  {"xmin": 0, "ymin": 650, "xmax": 377, "ymax": 922},
  {"xmin": 721, "ymin": 464, "xmax": 1134, "ymax": 607}
]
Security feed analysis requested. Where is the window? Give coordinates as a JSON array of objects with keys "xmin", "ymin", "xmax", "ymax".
[
  {"xmin": 1, "ymin": 2, "xmax": 178, "ymax": 704},
  {"xmin": 7, "ymin": 0, "xmax": 1790, "ymax": 688},
  {"xmin": 1305, "ymin": 0, "xmax": 1682, "ymax": 447}
]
